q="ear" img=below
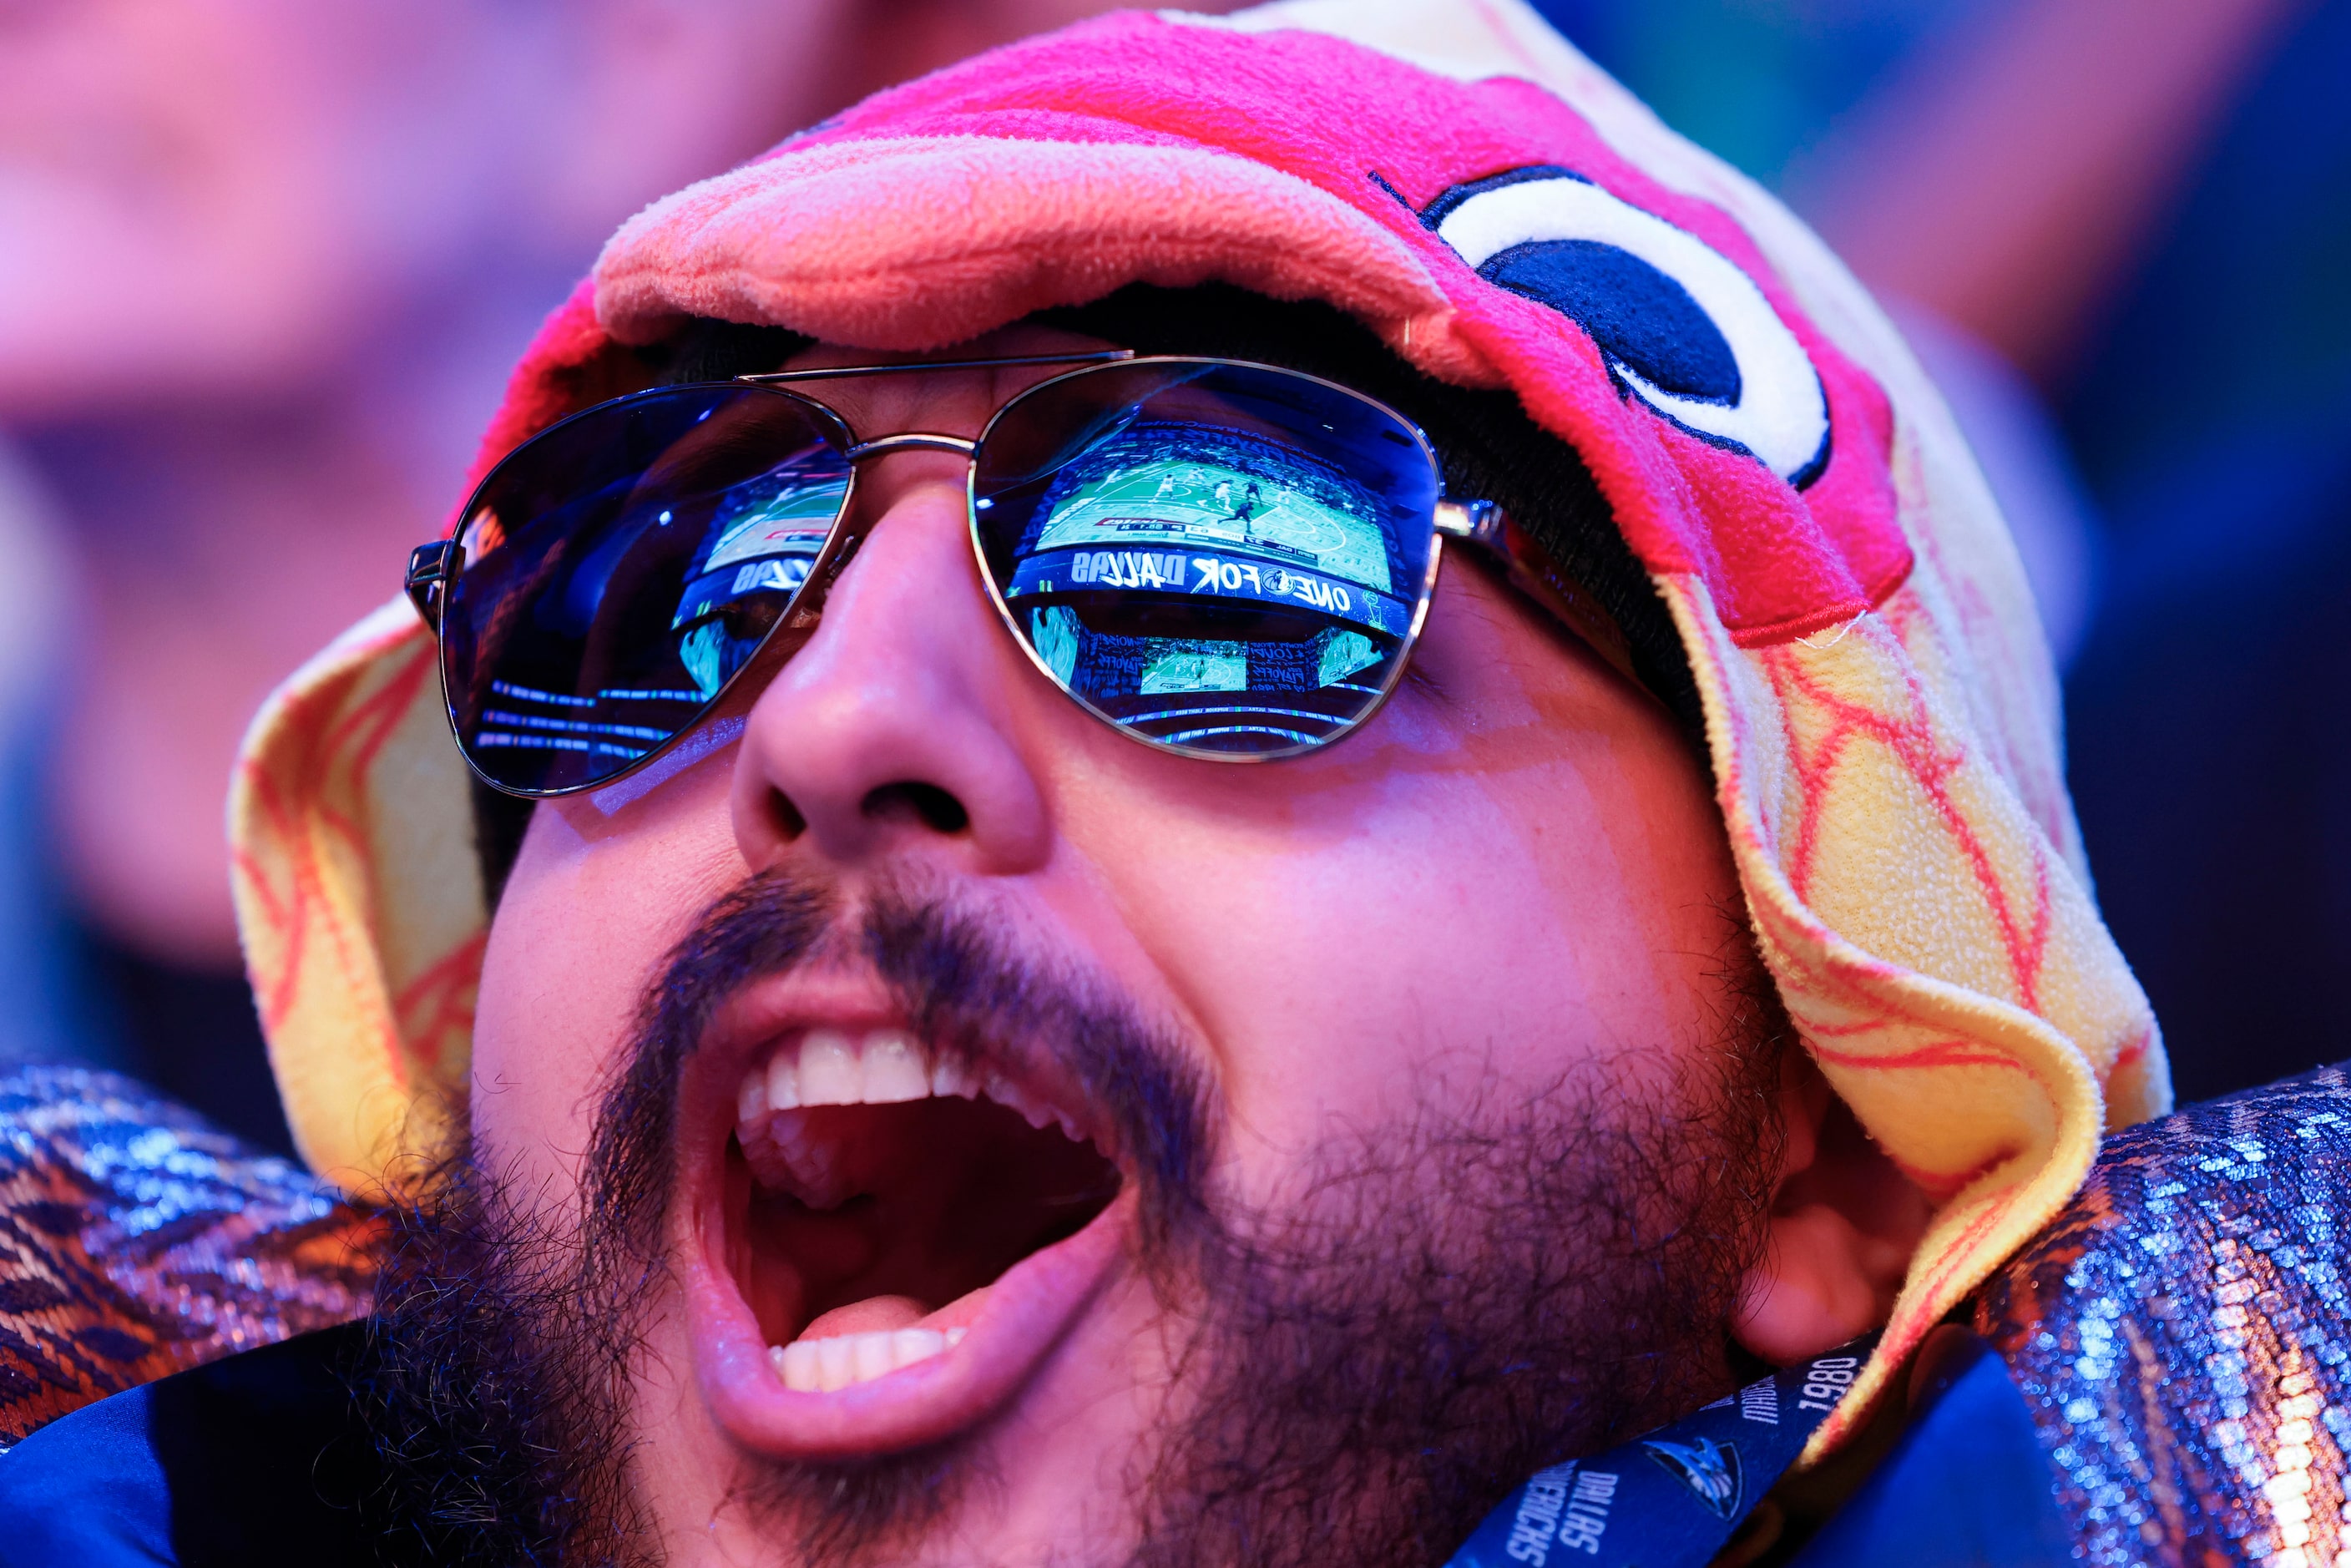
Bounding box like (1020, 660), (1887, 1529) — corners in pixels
(1732, 1047), (1934, 1365)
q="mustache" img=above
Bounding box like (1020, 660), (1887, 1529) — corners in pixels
(582, 869), (1219, 1268)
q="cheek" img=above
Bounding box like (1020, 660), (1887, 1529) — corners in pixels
(1070, 742), (1713, 1169)
(1053, 585), (1740, 1181)
(470, 769), (743, 1186)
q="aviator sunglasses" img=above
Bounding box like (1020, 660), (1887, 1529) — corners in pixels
(406, 350), (1525, 797)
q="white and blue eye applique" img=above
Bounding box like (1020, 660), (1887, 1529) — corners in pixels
(1423, 167), (1831, 488)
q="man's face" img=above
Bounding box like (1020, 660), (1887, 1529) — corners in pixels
(442, 329), (1776, 1565)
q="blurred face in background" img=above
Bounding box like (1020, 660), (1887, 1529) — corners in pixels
(0, 0), (1220, 979)
(0, 0), (1226, 417)
(0, 0), (847, 415)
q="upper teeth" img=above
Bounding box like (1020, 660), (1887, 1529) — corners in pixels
(737, 1028), (985, 1117)
(768, 1325), (968, 1393)
(736, 1028), (1090, 1205)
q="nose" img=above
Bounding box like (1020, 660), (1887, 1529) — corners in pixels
(727, 449), (1054, 878)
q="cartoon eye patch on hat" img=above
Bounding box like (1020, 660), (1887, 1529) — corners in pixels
(1366, 126), (1905, 649)
(1422, 166), (1832, 488)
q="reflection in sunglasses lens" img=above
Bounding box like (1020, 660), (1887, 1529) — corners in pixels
(444, 385), (850, 793)
(975, 363), (1438, 755)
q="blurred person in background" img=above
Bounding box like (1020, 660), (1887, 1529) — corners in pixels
(1543, 0), (2343, 1100)
(2004, 1), (2351, 1102)
(0, 0), (1236, 1151)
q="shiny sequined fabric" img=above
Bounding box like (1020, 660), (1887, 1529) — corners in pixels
(1974, 1062), (2351, 1565)
(0, 1065), (378, 1449)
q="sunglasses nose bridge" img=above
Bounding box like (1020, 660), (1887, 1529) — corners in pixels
(807, 430), (980, 583)
(775, 428), (979, 639)
(842, 432), (979, 463)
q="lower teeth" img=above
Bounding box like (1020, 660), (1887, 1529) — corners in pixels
(770, 1325), (969, 1393)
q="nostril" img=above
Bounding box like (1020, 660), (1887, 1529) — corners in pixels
(766, 787), (809, 842)
(862, 781), (970, 835)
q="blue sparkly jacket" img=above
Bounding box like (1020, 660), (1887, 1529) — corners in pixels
(1, 1062), (2344, 1565)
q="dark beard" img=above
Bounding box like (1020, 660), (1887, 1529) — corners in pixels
(350, 873), (1784, 1566)
(351, 1144), (660, 1568)
(1133, 1051), (1782, 1568)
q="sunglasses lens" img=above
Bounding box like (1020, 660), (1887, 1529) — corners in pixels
(973, 362), (1440, 756)
(442, 384), (851, 794)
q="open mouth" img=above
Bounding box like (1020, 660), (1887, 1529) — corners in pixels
(732, 1026), (1122, 1387)
(685, 1009), (1132, 1459)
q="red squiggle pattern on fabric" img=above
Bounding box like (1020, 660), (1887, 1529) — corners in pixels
(232, 772), (310, 1039)
(1760, 637), (2053, 1014)
(1807, 1038), (2034, 1075)
(237, 634), (436, 1085)
(1662, 571), (2106, 1457)
(1903, 1189), (2020, 1336)
(392, 933), (488, 1076)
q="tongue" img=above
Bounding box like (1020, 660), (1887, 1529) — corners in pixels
(799, 1285), (991, 1343)
(801, 1294), (928, 1339)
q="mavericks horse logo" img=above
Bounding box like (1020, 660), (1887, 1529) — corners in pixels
(1642, 1434), (1743, 1520)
